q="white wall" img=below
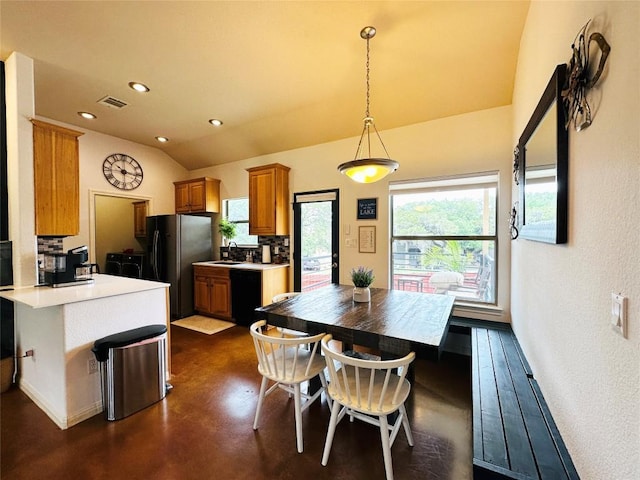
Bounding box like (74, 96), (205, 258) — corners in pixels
(5, 53), (36, 287)
(511, 2), (639, 479)
(191, 105), (514, 321)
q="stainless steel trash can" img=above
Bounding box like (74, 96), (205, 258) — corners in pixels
(92, 325), (168, 421)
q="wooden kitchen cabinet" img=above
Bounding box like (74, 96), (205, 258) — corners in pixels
(174, 177), (220, 214)
(193, 266), (231, 319)
(133, 201), (148, 238)
(31, 119), (84, 236)
(247, 163), (290, 235)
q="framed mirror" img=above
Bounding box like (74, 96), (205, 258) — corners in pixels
(517, 63), (568, 244)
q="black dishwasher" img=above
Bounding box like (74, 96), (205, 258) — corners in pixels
(230, 269), (262, 326)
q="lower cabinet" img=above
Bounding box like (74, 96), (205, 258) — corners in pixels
(193, 266), (231, 320)
(193, 265), (289, 324)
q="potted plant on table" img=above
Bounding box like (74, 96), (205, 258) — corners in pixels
(351, 266), (374, 303)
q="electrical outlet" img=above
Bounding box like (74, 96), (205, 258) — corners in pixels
(88, 358), (99, 374)
(611, 293), (627, 338)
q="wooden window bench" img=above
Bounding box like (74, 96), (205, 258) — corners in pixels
(451, 319), (580, 479)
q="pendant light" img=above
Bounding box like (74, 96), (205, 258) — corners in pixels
(338, 26), (398, 184)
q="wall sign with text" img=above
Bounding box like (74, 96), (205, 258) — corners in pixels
(357, 198), (377, 220)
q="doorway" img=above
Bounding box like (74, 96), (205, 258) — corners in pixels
(293, 189), (339, 291)
(89, 190), (151, 272)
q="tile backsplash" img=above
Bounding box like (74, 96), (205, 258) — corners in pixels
(37, 237), (64, 254)
(37, 237), (64, 284)
(220, 235), (290, 264)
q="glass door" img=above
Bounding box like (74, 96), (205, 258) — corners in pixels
(293, 190), (339, 291)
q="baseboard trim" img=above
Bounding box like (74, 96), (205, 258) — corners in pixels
(19, 378), (68, 429)
(18, 379), (103, 429)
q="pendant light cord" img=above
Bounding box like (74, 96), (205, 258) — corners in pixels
(365, 35), (370, 119)
(350, 26), (393, 163)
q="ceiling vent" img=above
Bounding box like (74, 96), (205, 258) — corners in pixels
(97, 95), (128, 109)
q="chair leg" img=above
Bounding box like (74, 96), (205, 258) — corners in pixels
(399, 404), (414, 446)
(321, 401), (342, 466)
(318, 372), (332, 412)
(379, 415), (395, 480)
(253, 376), (269, 430)
(293, 384), (304, 453)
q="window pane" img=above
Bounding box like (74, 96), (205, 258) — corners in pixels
(392, 187), (496, 236)
(301, 202), (332, 291)
(226, 198), (249, 222)
(391, 239), (495, 302)
(232, 222), (257, 246)
(223, 198), (258, 245)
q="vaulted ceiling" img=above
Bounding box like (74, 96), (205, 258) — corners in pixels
(1, 1), (529, 170)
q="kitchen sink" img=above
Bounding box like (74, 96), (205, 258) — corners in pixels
(209, 260), (243, 265)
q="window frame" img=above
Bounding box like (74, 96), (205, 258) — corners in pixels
(389, 171), (499, 305)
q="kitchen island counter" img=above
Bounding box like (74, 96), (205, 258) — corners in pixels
(0, 274), (169, 308)
(0, 275), (170, 430)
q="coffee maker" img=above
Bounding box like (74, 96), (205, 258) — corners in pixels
(44, 246), (94, 287)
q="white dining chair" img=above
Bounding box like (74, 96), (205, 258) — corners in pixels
(249, 320), (330, 453)
(271, 292), (308, 338)
(320, 335), (416, 480)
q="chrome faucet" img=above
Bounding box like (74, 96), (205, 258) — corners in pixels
(228, 241), (237, 253)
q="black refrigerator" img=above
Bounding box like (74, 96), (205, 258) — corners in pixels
(145, 215), (213, 319)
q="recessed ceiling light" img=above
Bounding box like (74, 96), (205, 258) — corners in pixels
(78, 111), (96, 119)
(128, 82), (150, 93)
(155, 136), (169, 143)
(208, 119), (223, 127)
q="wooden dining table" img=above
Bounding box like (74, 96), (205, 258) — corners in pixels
(254, 284), (455, 361)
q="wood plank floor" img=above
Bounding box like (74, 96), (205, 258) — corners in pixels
(1, 324), (472, 479)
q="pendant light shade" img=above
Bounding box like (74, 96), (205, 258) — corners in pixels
(338, 158), (399, 183)
(338, 26), (398, 184)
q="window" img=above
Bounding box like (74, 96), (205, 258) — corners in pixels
(390, 172), (498, 304)
(223, 198), (258, 246)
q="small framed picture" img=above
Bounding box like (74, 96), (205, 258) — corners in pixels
(357, 198), (377, 220)
(358, 226), (376, 253)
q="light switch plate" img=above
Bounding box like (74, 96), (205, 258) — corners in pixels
(611, 293), (627, 338)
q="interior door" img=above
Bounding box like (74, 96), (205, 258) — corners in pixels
(293, 190), (339, 291)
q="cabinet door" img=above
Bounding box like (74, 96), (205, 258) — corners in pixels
(188, 180), (206, 212)
(174, 178), (220, 214)
(248, 168), (276, 235)
(194, 275), (212, 314)
(32, 120), (83, 236)
(211, 277), (231, 318)
(133, 201), (147, 237)
(175, 183), (191, 213)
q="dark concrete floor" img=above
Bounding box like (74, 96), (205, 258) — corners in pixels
(1, 324), (472, 480)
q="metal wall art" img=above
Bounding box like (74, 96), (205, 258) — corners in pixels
(509, 203), (519, 240)
(561, 20), (611, 131)
(512, 146), (520, 185)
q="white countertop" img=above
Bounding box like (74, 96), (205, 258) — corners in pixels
(0, 274), (169, 309)
(192, 261), (289, 271)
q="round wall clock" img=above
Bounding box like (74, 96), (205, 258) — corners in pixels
(102, 153), (143, 190)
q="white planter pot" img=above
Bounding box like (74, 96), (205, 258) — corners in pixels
(353, 286), (371, 303)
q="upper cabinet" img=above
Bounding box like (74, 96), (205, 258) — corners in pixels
(133, 201), (148, 238)
(174, 177), (220, 214)
(31, 119), (84, 236)
(247, 163), (290, 236)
